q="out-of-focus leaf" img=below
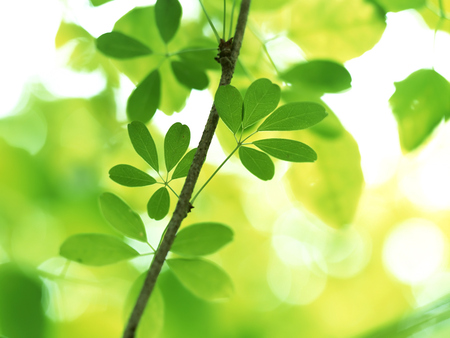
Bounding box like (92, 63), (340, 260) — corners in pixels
(155, 0), (182, 43)
(99, 192), (147, 242)
(253, 139), (317, 162)
(60, 233), (140, 266)
(167, 258), (233, 300)
(243, 78), (280, 129)
(172, 148), (197, 180)
(109, 164), (156, 187)
(55, 21), (92, 48)
(282, 60), (352, 94)
(90, 0), (113, 6)
(286, 131), (364, 228)
(125, 273), (164, 338)
(239, 146), (275, 181)
(258, 102), (327, 131)
(164, 123), (190, 172)
(178, 45), (220, 70)
(147, 187), (170, 220)
(170, 61), (209, 90)
(419, 0), (450, 34)
(127, 70), (161, 123)
(389, 69), (450, 152)
(171, 222), (234, 256)
(372, 0), (425, 12)
(0, 264), (47, 338)
(215, 85), (243, 134)
(96, 31), (152, 59)
(128, 121), (159, 172)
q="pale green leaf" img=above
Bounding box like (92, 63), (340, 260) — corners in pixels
(109, 164), (156, 187)
(243, 78), (280, 129)
(215, 85), (243, 134)
(253, 139), (317, 162)
(170, 61), (209, 90)
(164, 123), (190, 172)
(258, 102), (327, 131)
(172, 148), (196, 180)
(147, 187), (170, 220)
(167, 258), (233, 300)
(96, 31), (152, 59)
(60, 233), (140, 266)
(128, 121), (159, 172)
(372, 0), (426, 12)
(155, 0), (182, 43)
(127, 69), (161, 123)
(171, 222), (233, 256)
(99, 192), (148, 242)
(239, 146), (275, 181)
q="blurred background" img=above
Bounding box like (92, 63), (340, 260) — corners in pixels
(1, 0), (450, 337)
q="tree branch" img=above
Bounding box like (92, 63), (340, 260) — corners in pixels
(122, 1), (251, 337)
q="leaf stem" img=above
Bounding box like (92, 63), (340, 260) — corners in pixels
(228, 0), (237, 40)
(223, 0), (227, 39)
(199, 0), (221, 43)
(165, 183), (180, 199)
(146, 241), (156, 252)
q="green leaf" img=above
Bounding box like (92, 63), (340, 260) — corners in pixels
(372, 0), (425, 13)
(147, 187), (170, 220)
(253, 139), (317, 162)
(170, 61), (209, 90)
(127, 70), (161, 123)
(242, 78), (280, 129)
(258, 102), (327, 131)
(109, 164), (156, 187)
(128, 121), (159, 172)
(155, 0), (182, 43)
(167, 258), (233, 300)
(215, 85), (243, 134)
(96, 31), (152, 59)
(171, 222), (233, 256)
(239, 146), (275, 181)
(389, 69), (450, 152)
(281, 60), (352, 94)
(99, 192), (147, 242)
(172, 148), (196, 180)
(164, 123), (190, 172)
(60, 233), (140, 266)
(90, 0), (113, 6)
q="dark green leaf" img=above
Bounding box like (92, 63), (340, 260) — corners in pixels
(99, 192), (147, 242)
(170, 61), (209, 90)
(215, 85), (243, 134)
(127, 70), (161, 123)
(178, 46), (219, 70)
(155, 0), (182, 43)
(253, 139), (317, 162)
(60, 233), (139, 266)
(164, 123), (190, 172)
(389, 69), (450, 152)
(171, 222), (233, 256)
(147, 187), (170, 220)
(128, 121), (159, 172)
(167, 258), (233, 300)
(96, 31), (152, 59)
(243, 78), (280, 129)
(239, 146), (275, 181)
(282, 60), (352, 94)
(258, 102), (327, 131)
(172, 148), (196, 180)
(109, 164), (156, 187)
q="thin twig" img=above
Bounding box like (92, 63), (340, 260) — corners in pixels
(122, 1), (252, 337)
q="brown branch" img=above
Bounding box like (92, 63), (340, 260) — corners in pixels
(122, 1), (251, 337)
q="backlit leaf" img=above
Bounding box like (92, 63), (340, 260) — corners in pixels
(172, 148), (197, 180)
(258, 102), (327, 131)
(164, 123), (190, 172)
(99, 192), (148, 242)
(171, 222), (233, 256)
(372, 0), (425, 12)
(147, 187), (170, 220)
(243, 78), (280, 129)
(96, 31), (152, 59)
(167, 258), (233, 300)
(253, 139), (317, 162)
(60, 233), (140, 266)
(128, 121), (159, 172)
(170, 61), (209, 90)
(155, 0), (182, 43)
(109, 164), (156, 187)
(127, 70), (161, 123)
(239, 146), (275, 181)
(389, 69), (450, 152)
(215, 85), (243, 134)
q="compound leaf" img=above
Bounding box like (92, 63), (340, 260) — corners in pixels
(147, 187), (170, 220)
(172, 148), (196, 180)
(128, 121), (159, 172)
(155, 0), (182, 43)
(96, 31), (152, 59)
(164, 123), (190, 172)
(127, 70), (161, 123)
(253, 139), (317, 162)
(170, 60), (209, 90)
(109, 164), (156, 187)
(215, 85), (243, 134)
(239, 146), (275, 181)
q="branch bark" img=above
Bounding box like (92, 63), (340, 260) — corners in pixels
(122, 1), (251, 336)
